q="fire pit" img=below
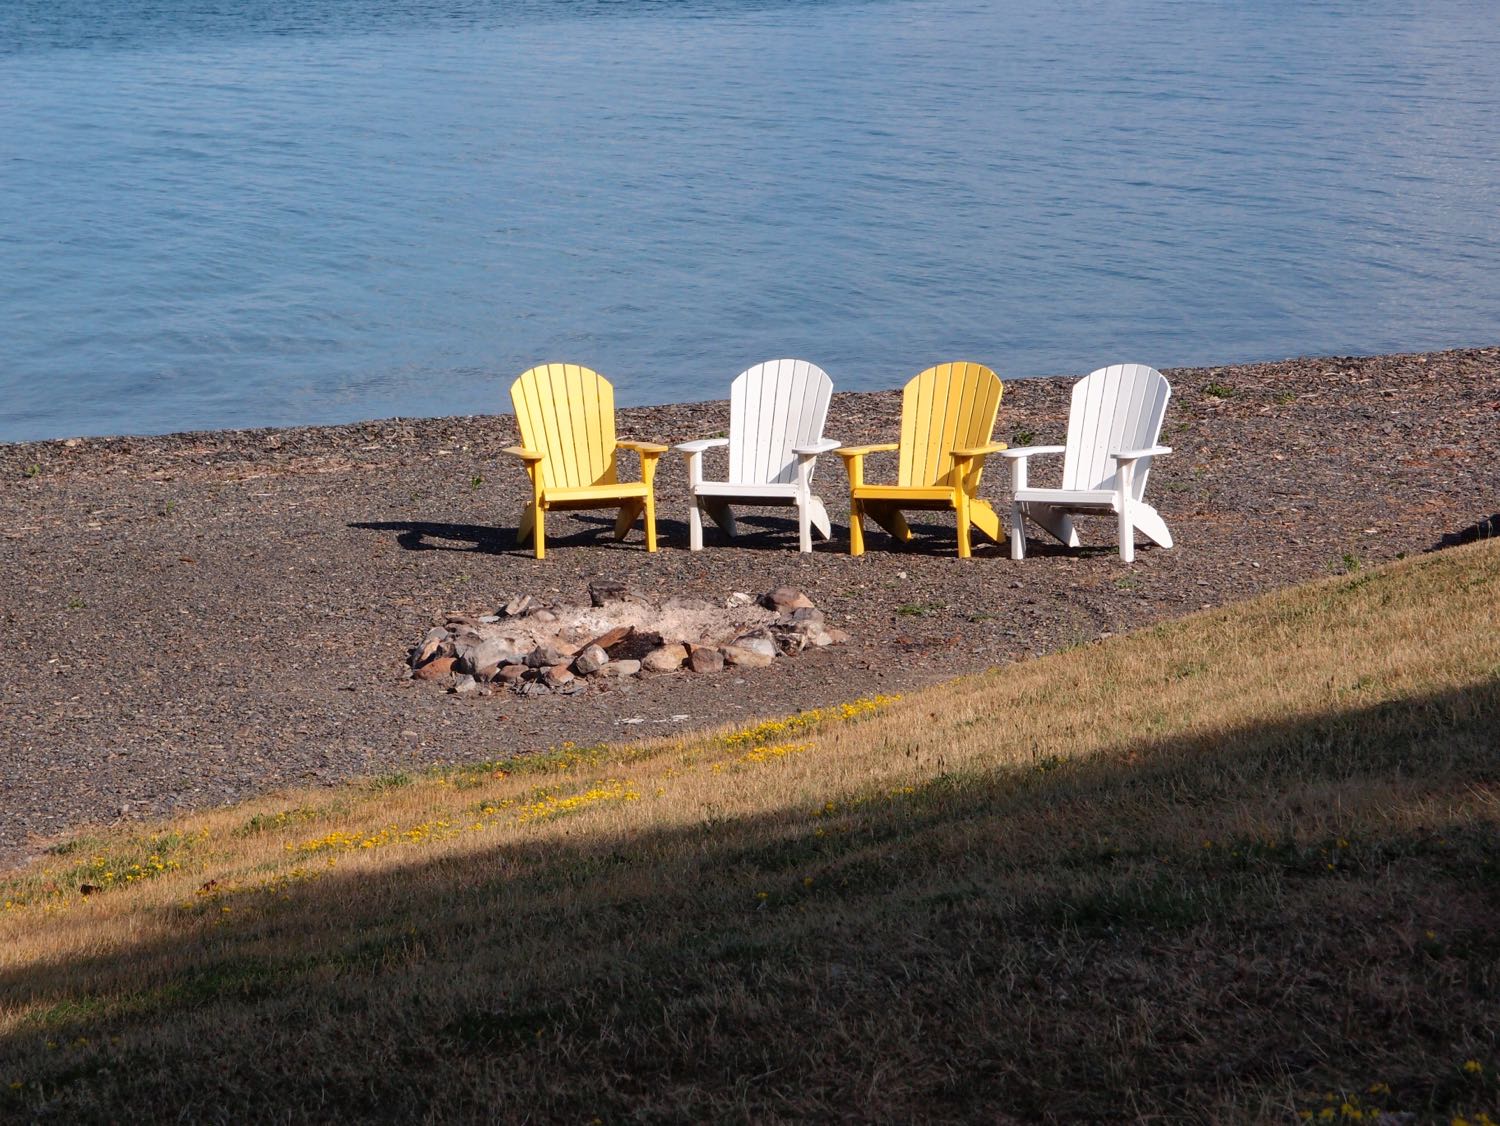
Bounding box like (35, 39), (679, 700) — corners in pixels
(407, 582), (848, 697)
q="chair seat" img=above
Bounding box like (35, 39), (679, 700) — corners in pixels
(850, 485), (958, 504)
(542, 481), (650, 507)
(693, 480), (801, 501)
(1014, 487), (1119, 509)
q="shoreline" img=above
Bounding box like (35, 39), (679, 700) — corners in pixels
(1, 346), (1496, 871)
(3, 344), (1495, 457)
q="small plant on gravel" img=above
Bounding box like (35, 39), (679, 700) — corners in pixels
(1011, 427), (1038, 447)
(1275, 390), (1298, 405)
(158, 499), (176, 517)
(1339, 551), (1362, 574)
(469, 475), (483, 491)
(1203, 380), (1235, 399)
(895, 602), (945, 618)
(22, 463), (41, 479)
(65, 597), (86, 611)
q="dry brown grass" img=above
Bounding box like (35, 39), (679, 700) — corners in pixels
(3, 540), (1499, 1123)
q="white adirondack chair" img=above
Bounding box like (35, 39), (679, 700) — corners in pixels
(675, 359), (839, 553)
(1003, 363), (1174, 563)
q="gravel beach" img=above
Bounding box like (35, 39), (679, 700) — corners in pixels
(2, 347), (1495, 870)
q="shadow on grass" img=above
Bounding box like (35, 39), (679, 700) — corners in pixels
(4, 680), (1498, 1121)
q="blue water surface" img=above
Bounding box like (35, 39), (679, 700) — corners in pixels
(3, 0), (1498, 441)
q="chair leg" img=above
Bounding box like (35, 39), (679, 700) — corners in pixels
(613, 500), (643, 541)
(808, 495), (832, 540)
(705, 500), (736, 538)
(797, 498), (813, 554)
(848, 501), (865, 557)
(688, 499), (704, 551)
(643, 492), (657, 552)
(1133, 504), (1173, 549)
(1010, 501), (1026, 559)
(867, 503), (911, 542)
(970, 499), (1003, 546)
(1028, 505), (1080, 548)
(954, 493), (972, 560)
(533, 507), (546, 560)
(1117, 465), (1136, 563)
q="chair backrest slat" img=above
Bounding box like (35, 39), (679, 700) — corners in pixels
(897, 362), (1003, 488)
(510, 363), (618, 489)
(728, 359), (834, 485)
(1062, 364), (1170, 498)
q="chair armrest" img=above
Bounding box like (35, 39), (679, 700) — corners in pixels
(1110, 446), (1172, 463)
(502, 446), (545, 462)
(951, 442), (1008, 459)
(999, 445), (1065, 460)
(675, 438), (729, 455)
(618, 440), (669, 455)
(835, 443), (899, 458)
(793, 438), (841, 456)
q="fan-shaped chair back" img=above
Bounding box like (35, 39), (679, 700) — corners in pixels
(897, 362), (1004, 489)
(727, 359), (835, 486)
(510, 363), (618, 489)
(1062, 363), (1170, 500)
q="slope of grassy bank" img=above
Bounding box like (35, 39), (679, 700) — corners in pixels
(3, 540), (1499, 1122)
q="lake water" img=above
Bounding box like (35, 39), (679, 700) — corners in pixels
(3, 0), (1498, 443)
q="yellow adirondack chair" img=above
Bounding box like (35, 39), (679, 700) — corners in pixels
(503, 364), (668, 560)
(836, 362), (1006, 559)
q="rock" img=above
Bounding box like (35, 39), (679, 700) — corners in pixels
(722, 644), (775, 669)
(413, 656), (456, 681)
(525, 642), (577, 668)
(586, 625), (631, 652)
(530, 608), (557, 624)
(451, 674), (479, 696)
(573, 644), (609, 676)
(414, 626), (450, 666)
(596, 659), (641, 678)
(589, 580), (645, 607)
(502, 594), (536, 617)
(544, 664), (575, 688)
(642, 644), (688, 673)
(477, 614), (501, 624)
(760, 586), (814, 613)
(689, 646), (724, 674)
(663, 596), (713, 611)
(786, 606), (825, 624)
(804, 624), (835, 648)
(731, 633), (778, 659)
(769, 626), (808, 656)
(725, 591), (755, 608)
(557, 678), (587, 696)
(496, 665), (528, 686)
(467, 637), (527, 673)
(823, 628), (851, 645)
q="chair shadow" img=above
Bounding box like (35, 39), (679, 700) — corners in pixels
(1429, 512), (1499, 553)
(349, 513), (1050, 559)
(352, 516), (719, 556)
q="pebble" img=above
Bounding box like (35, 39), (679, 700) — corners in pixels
(572, 644), (609, 675)
(596, 659), (642, 678)
(642, 644), (688, 673)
